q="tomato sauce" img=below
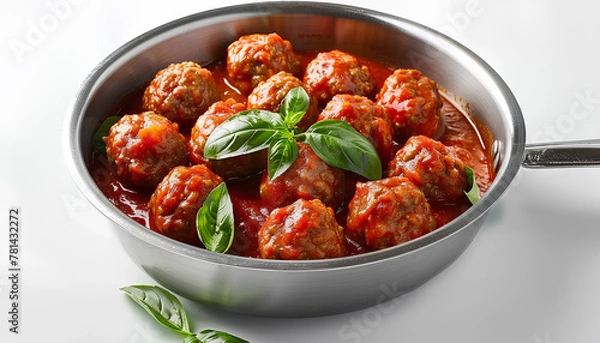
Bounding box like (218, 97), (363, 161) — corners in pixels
(90, 52), (495, 258)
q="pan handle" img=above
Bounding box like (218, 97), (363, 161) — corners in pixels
(522, 139), (600, 168)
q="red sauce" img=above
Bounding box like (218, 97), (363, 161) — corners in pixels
(90, 52), (495, 258)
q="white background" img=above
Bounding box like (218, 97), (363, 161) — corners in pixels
(1, 0), (600, 342)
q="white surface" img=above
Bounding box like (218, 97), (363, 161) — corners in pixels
(1, 0), (600, 342)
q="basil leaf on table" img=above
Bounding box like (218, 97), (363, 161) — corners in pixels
(464, 166), (481, 205)
(300, 119), (382, 180)
(281, 86), (309, 128)
(91, 116), (120, 154)
(203, 110), (284, 159)
(120, 285), (192, 335)
(196, 182), (235, 254)
(121, 285), (250, 342)
(268, 133), (299, 180)
(183, 329), (250, 343)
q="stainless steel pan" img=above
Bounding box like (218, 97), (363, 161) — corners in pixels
(64, 1), (600, 317)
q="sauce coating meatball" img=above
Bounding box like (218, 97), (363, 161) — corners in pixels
(375, 68), (443, 139)
(258, 199), (346, 259)
(303, 49), (377, 105)
(247, 71), (319, 131)
(142, 61), (220, 128)
(104, 111), (189, 189)
(318, 94), (394, 163)
(189, 98), (267, 179)
(226, 33), (302, 94)
(346, 176), (436, 250)
(388, 135), (468, 204)
(259, 142), (345, 210)
(148, 164), (223, 245)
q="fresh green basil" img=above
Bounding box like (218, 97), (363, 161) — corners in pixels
(203, 86), (382, 181)
(203, 110), (284, 159)
(281, 86), (309, 128)
(91, 116), (121, 154)
(183, 330), (250, 343)
(196, 182), (235, 254)
(300, 119), (382, 180)
(268, 133), (299, 180)
(121, 285), (250, 342)
(120, 285), (192, 336)
(464, 166), (481, 205)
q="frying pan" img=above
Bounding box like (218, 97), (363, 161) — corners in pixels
(64, 1), (600, 317)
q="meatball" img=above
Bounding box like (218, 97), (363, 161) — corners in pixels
(148, 164), (223, 246)
(318, 94), (394, 163)
(104, 111), (189, 189)
(303, 50), (377, 105)
(346, 176), (436, 250)
(189, 98), (267, 179)
(375, 68), (443, 139)
(388, 135), (468, 203)
(247, 72), (319, 131)
(142, 61), (221, 128)
(259, 142), (345, 210)
(226, 33), (302, 94)
(258, 199), (346, 259)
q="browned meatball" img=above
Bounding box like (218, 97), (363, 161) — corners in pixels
(375, 68), (443, 139)
(258, 199), (346, 259)
(226, 33), (302, 94)
(388, 135), (468, 204)
(188, 98), (266, 179)
(303, 50), (377, 105)
(346, 176), (436, 250)
(189, 98), (247, 164)
(148, 164), (223, 246)
(318, 94), (394, 163)
(247, 71), (319, 131)
(142, 61), (221, 128)
(259, 142), (345, 210)
(104, 111), (189, 189)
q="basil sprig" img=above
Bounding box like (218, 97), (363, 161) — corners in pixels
(196, 182), (235, 253)
(121, 285), (248, 343)
(204, 87), (382, 180)
(464, 166), (481, 205)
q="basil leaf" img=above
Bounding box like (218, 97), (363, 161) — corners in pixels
(120, 285), (192, 335)
(281, 86), (309, 128)
(183, 335), (202, 343)
(183, 329), (249, 343)
(464, 166), (481, 205)
(204, 110), (284, 159)
(196, 182), (235, 253)
(268, 134), (299, 180)
(92, 116), (120, 154)
(301, 119), (382, 180)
